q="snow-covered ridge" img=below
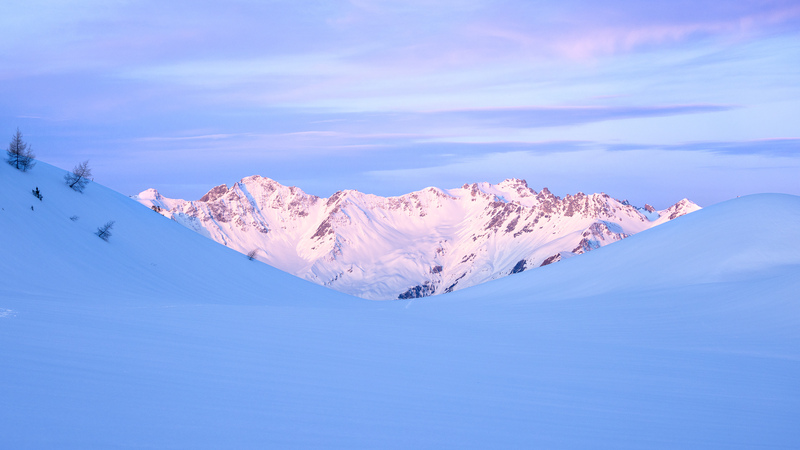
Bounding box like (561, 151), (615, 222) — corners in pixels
(134, 177), (700, 299)
(3, 161), (798, 448)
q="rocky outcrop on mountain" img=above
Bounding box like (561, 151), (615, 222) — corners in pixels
(133, 177), (700, 300)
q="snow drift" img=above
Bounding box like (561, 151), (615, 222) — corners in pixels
(1, 161), (798, 449)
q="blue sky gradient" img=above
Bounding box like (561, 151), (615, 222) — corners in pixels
(2, 0), (798, 207)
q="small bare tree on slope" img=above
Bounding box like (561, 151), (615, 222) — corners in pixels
(246, 249), (259, 261)
(6, 128), (36, 172)
(65, 160), (92, 192)
(96, 220), (115, 241)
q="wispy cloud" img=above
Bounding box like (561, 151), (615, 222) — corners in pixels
(466, 1), (800, 60)
(425, 104), (737, 128)
(359, 141), (800, 207)
(116, 104), (737, 151)
(136, 134), (241, 142)
(609, 138), (800, 157)
(1, 0), (798, 205)
(121, 53), (361, 88)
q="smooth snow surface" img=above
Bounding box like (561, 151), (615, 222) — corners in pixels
(2, 162), (799, 449)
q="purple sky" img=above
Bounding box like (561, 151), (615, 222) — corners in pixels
(2, 0), (799, 208)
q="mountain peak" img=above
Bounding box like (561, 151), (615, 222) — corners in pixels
(134, 187), (162, 201)
(498, 178), (529, 188)
(662, 198), (701, 220)
(199, 184), (228, 202)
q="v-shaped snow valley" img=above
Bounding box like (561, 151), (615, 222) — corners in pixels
(135, 177), (699, 299)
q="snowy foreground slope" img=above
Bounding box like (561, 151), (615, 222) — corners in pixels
(2, 162), (799, 449)
(134, 177), (698, 299)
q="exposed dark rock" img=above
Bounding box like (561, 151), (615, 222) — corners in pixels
(540, 253), (562, 267)
(431, 265), (443, 274)
(485, 202), (520, 231)
(514, 221), (537, 238)
(505, 216), (519, 233)
(398, 281), (436, 299)
(444, 273), (467, 294)
(644, 204), (656, 213)
(199, 184), (228, 203)
(669, 210), (686, 220)
(326, 191), (344, 207)
(572, 237), (600, 254)
(311, 219), (333, 240)
(205, 203), (230, 223)
(510, 259), (526, 274)
(572, 221), (629, 254)
(564, 202), (575, 217)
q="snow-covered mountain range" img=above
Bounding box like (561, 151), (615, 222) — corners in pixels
(134, 177), (699, 299)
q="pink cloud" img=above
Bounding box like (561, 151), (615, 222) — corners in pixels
(469, 4), (800, 60)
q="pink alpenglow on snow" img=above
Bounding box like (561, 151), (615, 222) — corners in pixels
(135, 177), (699, 299)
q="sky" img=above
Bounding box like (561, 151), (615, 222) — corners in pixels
(1, 0), (799, 208)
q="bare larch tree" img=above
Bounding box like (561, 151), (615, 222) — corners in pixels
(95, 220), (115, 241)
(65, 160), (92, 192)
(6, 128), (36, 172)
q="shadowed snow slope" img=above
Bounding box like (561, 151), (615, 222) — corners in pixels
(1, 162), (799, 449)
